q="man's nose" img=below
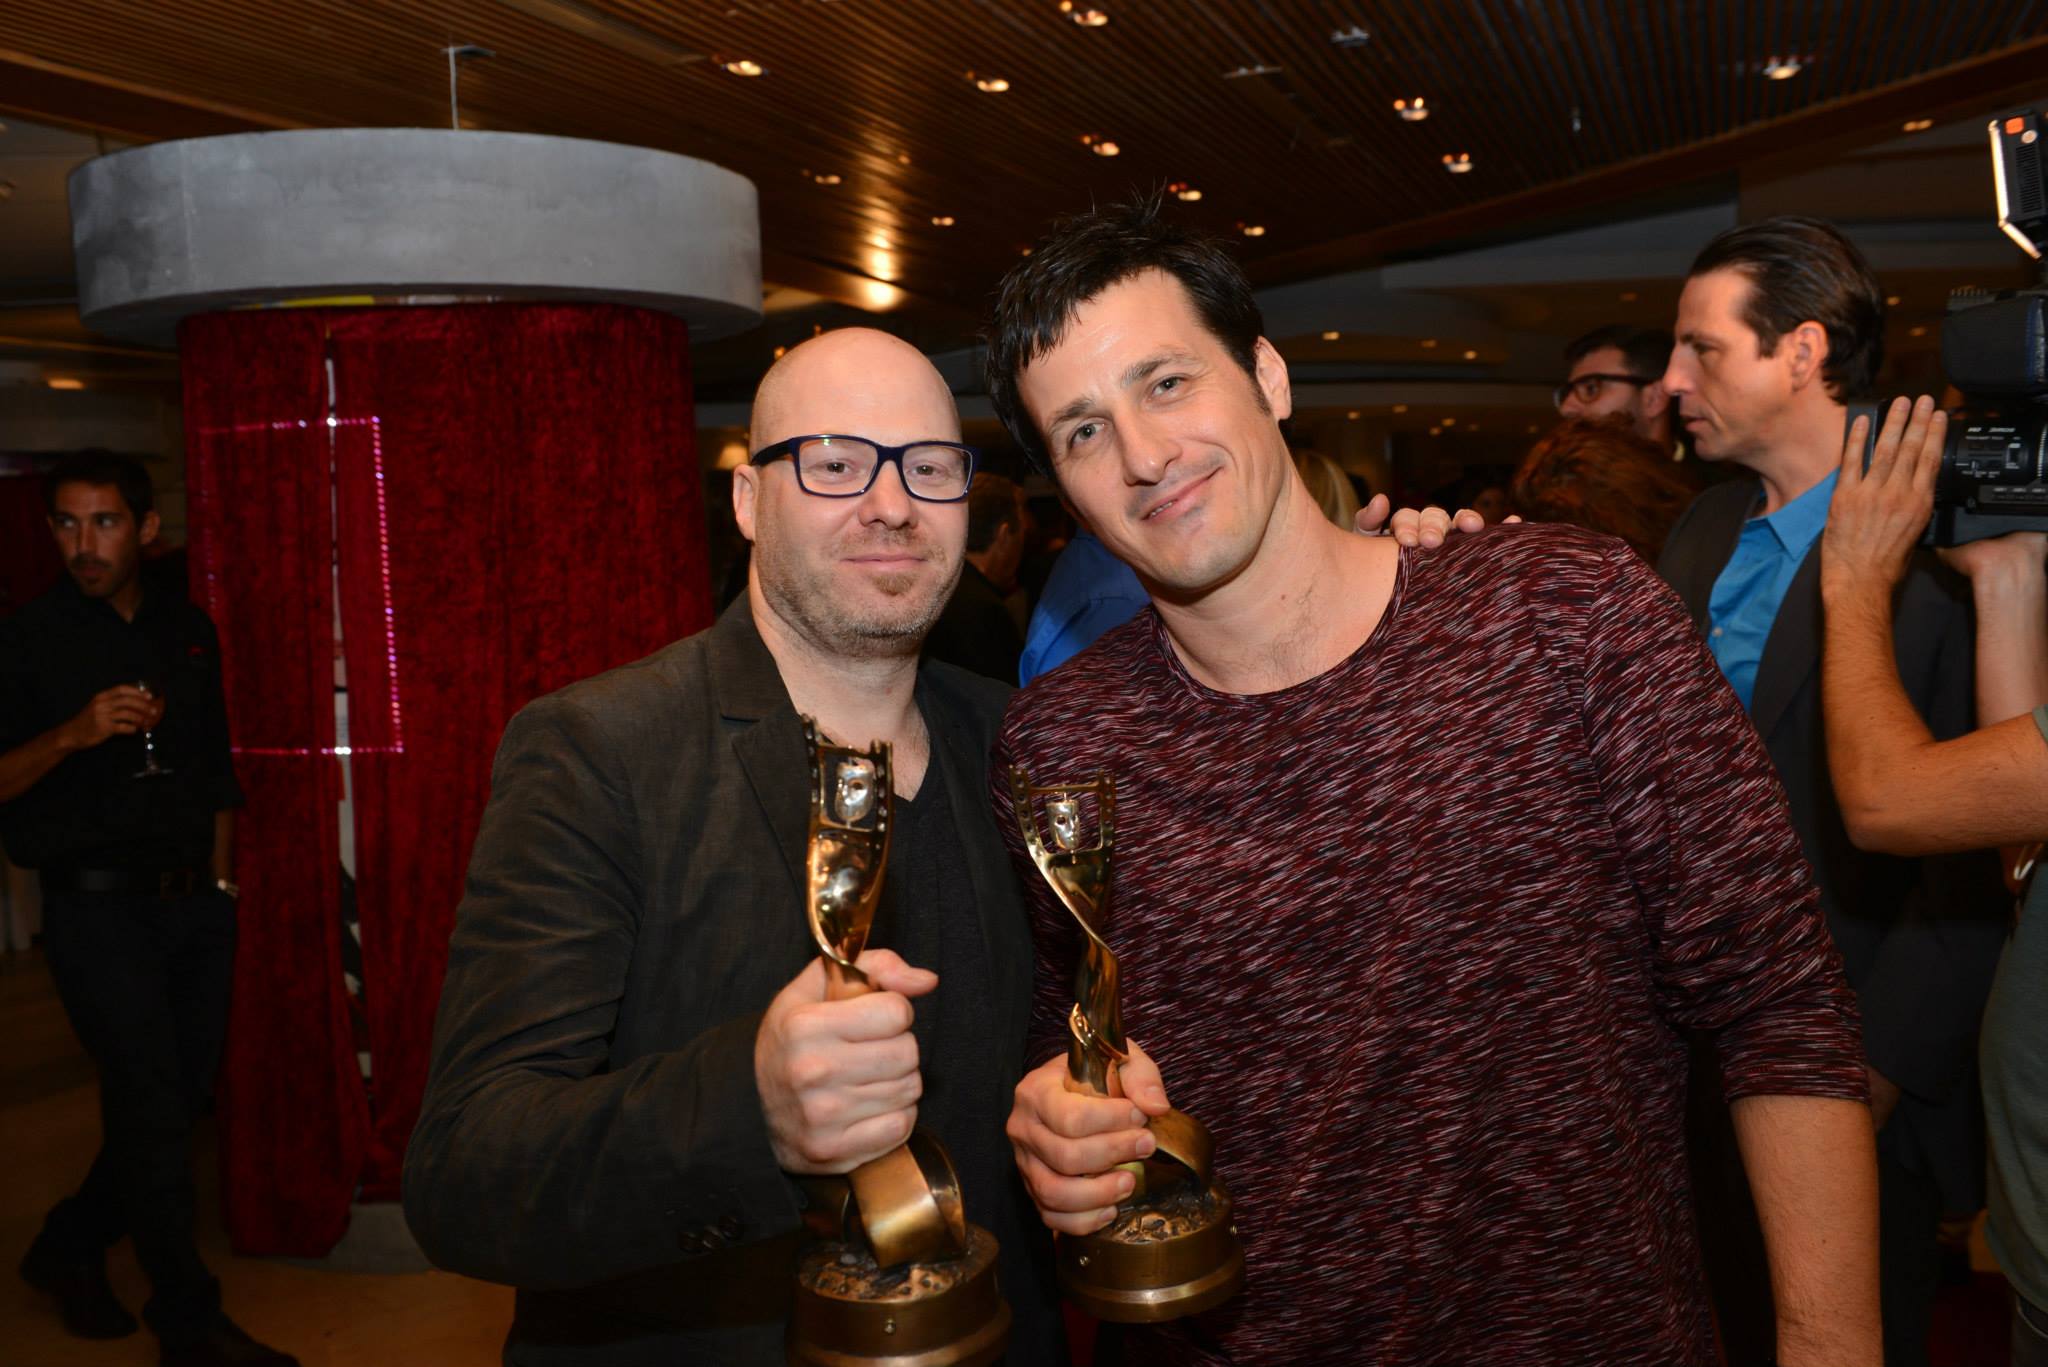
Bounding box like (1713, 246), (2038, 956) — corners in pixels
(1119, 410), (1178, 485)
(856, 457), (916, 525)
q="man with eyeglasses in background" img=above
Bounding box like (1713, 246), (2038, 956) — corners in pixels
(1556, 323), (1681, 454)
(404, 327), (1062, 1366)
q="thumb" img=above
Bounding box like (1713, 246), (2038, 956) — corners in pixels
(1119, 1037), (1171, 1117)
(854, 947), (939, 998)
(1353, 492), (1392, 535)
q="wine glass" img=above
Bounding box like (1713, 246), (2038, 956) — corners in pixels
(133, 678), (173, 779)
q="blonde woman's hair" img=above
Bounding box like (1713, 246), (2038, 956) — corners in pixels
(1295, 450), (1360, 528)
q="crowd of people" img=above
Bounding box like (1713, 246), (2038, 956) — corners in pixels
(4, 191), (2043, 1367)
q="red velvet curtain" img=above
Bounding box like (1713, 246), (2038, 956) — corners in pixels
(0, 469), (61, 618)
(326, 304), (709, 1200)
(180, 303), (708, 1250)
(180, 311), (363, 1254)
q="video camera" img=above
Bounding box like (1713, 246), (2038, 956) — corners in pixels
(1925, 108), (2048, 547)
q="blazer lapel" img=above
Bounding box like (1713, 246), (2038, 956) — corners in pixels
(1750, 541), (1822, 743)
(1669, 483), (1755, 628)
(707, 600), (811, 899)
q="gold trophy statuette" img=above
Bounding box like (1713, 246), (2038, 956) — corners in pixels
(1007, 768), (1245, 1323)
(788, 720), (1010, 1367)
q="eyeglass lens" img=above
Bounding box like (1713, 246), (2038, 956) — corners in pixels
(795, 437), (971, 498)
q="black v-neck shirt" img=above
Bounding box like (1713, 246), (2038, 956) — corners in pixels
(868, 752), (1011, 1260)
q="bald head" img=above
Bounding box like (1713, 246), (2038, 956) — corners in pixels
(750, 328), (960, 450)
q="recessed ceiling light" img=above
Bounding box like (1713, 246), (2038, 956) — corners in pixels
(811, 172), (842, 185)
(1462, 349), (1479, 360)
(1321, 330), (1341, 341)
(1240, 224), (1266, 237)
(1909, 325), (1928, 337)
(1167, 181), (1202, 201)
(1902, 118), (1933, 133)
(1429, 426), (1442, 436)
(1442, 417), (1457, 426)
(896, 152), (913, 165)
(1021, 247), (1034, 256)
(1420, 338), (1438, 349)
(1072, 6), (1111, 25)
(1619, 290), (1639, 302)
(869, 233), (893, 249)
(1394, 98), (1429, 122)
(931, 214), (956, 227)
(1442, 152), (1473, 173)
(47, 377), (85, 390)
(1762, 56), (1804, 80)
(1077, 133), (1121, 156)
(1885, 294), (1902, 306)
(1527, 424), (1539, 434)
(722, 58), (764, 77)
(1347, 410), (1361, 420)
(1392, 403), (1408, 413)
(973, 75), (1011, 93)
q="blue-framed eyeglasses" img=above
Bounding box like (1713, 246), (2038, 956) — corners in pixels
(749, 434), (980, 503)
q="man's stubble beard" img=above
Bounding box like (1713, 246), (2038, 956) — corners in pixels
(755, 530), (961, 662)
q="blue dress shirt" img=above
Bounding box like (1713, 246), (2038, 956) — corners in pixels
(1706, 471), (1838, 710)
(1019, 531), (1149, 686)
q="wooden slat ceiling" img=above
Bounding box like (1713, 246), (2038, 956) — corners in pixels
(3, 0), (2047, 344)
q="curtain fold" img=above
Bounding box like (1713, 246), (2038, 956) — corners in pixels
(328, 303), (709, 1202)
(176, 302), (708, 1247)
(179, 311), (364, 1255)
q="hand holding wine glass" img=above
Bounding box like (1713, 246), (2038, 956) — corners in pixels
(132, 676), (173, 778)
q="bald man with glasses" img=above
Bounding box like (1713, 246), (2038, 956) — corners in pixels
(404, 329), (1062, 1367)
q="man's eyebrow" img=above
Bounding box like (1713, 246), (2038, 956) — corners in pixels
(1047, 350), (1195, 432)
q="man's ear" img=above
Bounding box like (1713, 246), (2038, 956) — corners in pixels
(732, 465), (760, 543)
(1253, 336), (1293, 421)
(139, 510), (161, 548)
(1785, 319), (1830, 392)
(1639, 381), (1671, 420)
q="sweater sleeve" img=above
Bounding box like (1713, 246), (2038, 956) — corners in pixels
(1576, 542), (1867, 1103)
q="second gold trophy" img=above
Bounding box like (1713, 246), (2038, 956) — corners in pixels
(1007, 768), (1245, 1322)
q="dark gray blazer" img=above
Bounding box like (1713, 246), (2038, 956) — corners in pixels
(1659, 478), (2009, 1199)
(403, 599), (1056, 1366)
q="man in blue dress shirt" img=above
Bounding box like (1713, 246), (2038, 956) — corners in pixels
(1018, 526), (1148, 685)
(1656, 217), (2006, 1367)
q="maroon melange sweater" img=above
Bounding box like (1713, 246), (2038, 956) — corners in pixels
(990, 524), (1866, 1367)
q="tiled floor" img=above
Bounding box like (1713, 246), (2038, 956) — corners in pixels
(1, 949), (514, 1367)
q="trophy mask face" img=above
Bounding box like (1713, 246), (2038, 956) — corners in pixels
(834, 756), (876, 823)
(1019, 270), (1295, 600)
(737, 330), (968, 659)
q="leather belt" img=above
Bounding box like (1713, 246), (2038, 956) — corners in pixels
(42, 866), (208, 898)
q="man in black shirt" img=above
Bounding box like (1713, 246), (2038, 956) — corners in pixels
(0, 451), (294, 1367)
(923, 472), (1029, 683)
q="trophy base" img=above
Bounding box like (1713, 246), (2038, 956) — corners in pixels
(1058, 1178), (1244, 1323)
(789, 1223), (1010, 1367)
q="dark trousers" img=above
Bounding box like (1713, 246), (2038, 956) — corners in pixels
(37, 886), (237, 1339)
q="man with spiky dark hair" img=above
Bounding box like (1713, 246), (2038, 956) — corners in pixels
(983, 197), (1882, 1367)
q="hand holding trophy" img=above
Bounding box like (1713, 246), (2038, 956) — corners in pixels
(1007, 767), (1245, 1321)
(789, 720), (1009, 1367)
